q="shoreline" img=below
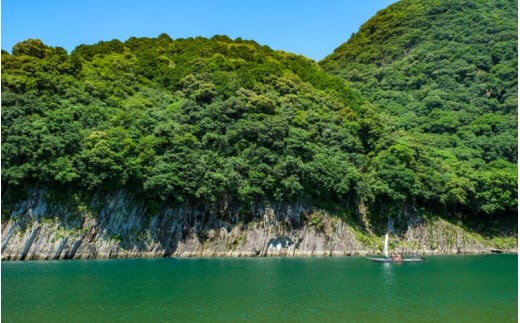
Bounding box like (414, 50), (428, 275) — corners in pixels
(2, 190), (517, 262)
(2, 248), (517, 262)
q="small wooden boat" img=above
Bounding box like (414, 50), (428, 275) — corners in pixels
(366, 233), (425, 262)
(366, 256), (425, 262)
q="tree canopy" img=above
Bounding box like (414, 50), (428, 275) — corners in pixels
(2, 35), (366, 211)
(2, 0), (517, 225)
(320, 0), (517, 218)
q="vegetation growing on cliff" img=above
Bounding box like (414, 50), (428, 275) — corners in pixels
(320, 0), (517, 219)
(2, 0), (517, 229)
(2, 35), (367, 211)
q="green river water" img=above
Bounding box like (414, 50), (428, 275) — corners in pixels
(1, 255), (517, 322)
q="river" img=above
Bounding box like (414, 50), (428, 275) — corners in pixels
(1, 254), (517, 322)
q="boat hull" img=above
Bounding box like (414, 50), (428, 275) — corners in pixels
(365, 257), (425, 262)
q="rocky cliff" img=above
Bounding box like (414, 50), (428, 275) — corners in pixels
(1, 190), (514, 260)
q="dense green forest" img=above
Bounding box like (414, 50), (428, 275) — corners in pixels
(1, 0), (517, 229)
(321, 0), (517, 219)
(2, 35), (368, 216)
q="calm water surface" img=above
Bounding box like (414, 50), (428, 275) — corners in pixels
(2, 255), (517, 322)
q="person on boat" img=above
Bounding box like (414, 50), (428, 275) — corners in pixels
(390, 254), (401, 261)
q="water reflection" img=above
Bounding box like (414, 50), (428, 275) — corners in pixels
(381, 262), (394, 290)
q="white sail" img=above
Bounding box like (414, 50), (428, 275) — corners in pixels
(383, 233), (389, 258)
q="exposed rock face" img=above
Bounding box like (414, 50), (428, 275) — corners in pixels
(0, 190), (508, 261)
(402, 217), (504, 255)
(1, 190), (365, 260)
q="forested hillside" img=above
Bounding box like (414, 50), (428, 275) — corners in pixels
(2, 0), (517, 236)
(2, 35), (371, 218)
(321, 0), (517, 220)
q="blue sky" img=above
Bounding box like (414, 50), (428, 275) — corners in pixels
(2, 0), (396, 61)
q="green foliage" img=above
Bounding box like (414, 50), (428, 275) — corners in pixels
(2, 35), (367, 214)
(2, 0), (517, 228)
(322, 0), (517, 218)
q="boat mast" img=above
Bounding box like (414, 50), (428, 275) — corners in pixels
(383, 233), (389, 258)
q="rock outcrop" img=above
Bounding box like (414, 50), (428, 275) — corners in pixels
(1, 190), (365, 260)
(1, 190), (511, 260)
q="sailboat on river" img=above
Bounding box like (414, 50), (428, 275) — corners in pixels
(366, 233), (425, 262)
